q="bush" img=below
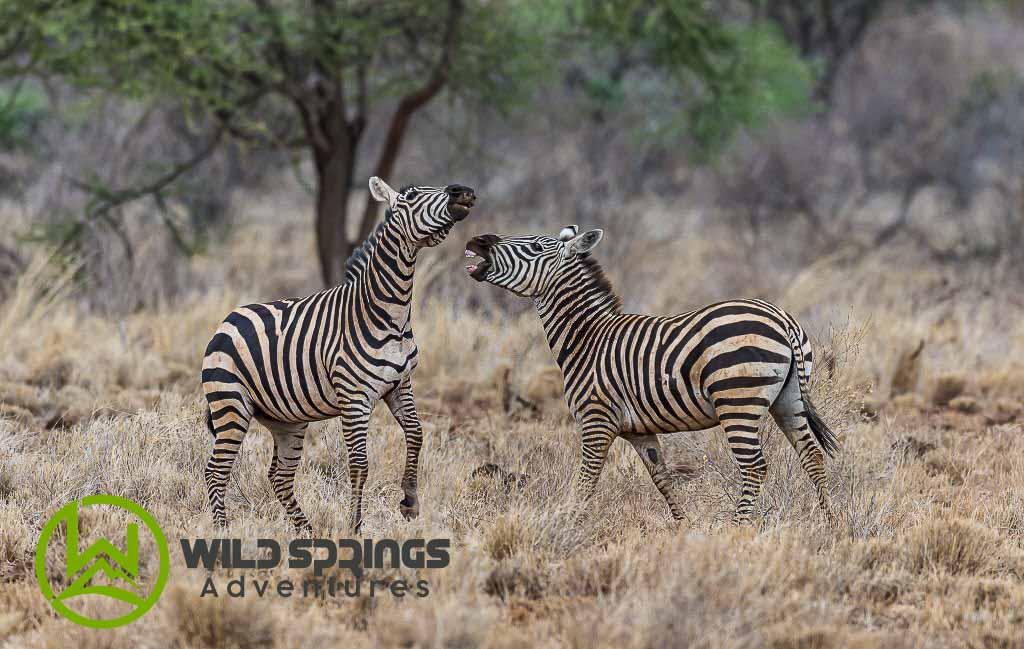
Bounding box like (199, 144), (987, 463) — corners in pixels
(0, 84), (49, 152)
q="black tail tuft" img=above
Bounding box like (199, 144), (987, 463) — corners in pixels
(205, 406), (215, 438)
(804, 397), (840, 458)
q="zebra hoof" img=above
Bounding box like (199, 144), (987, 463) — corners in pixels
(399, 496), (419, 520)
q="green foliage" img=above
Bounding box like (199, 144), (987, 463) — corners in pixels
(686, 22), (816, 159)
(454, 0), (566, 111)
(0, 83), (48, 151)
(2, 0), (560, 140)
(570, 0), (815, 159)
(0, 0), (813, 169)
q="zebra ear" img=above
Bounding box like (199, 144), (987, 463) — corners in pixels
(558, 225), (579, 241)
(368, 176), (399, 207)
(567, 229), (604, 256)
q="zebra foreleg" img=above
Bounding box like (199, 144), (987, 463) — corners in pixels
(575, 415), (617, 502)
(384, 379), (422, 521)
(262, 419), (313, 533)
(340, 401), (373, 534)
(623, 434), (687, 521)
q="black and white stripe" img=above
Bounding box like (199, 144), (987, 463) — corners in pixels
(202, 176), (475, 532)
(465, 225), (838, 523)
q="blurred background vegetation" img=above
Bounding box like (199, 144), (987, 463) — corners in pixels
(0, 0), (1020, 315)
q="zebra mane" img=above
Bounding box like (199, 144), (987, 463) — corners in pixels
(343, 187), (421, 283)
(577, 255), (623, 314)
(343, 209), (391, 284)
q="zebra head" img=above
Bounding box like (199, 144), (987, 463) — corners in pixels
(369, 176), (476, 248)
(464, 225), (604, 297)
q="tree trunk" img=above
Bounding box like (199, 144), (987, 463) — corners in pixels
(314, 141), (356, 287)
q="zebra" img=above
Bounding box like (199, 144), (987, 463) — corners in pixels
(463, 225), (839, 524)
(202, 177), (476, 533)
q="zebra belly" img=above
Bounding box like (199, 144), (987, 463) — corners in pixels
(620, 379), (719, 434)
(332, 336), (418, 400)
(245, 345), (341, 423)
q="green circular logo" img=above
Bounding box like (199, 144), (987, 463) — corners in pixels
(35, 494), (170, 628)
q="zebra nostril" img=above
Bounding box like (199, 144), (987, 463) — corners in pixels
(446, 184), (475, 200)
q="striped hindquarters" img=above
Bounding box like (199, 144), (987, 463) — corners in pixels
(202, 293), (342, 425)
(560, 299), (816, 436)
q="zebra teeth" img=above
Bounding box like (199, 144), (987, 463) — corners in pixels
(465, 250), (476, 258)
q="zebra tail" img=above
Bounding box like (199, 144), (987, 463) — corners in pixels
(205, 405), (215, 438)
(804, 394), (840, 458)
(785, 326), (840, 459)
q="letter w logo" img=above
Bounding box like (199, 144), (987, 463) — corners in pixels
(50, 501), (145, 607)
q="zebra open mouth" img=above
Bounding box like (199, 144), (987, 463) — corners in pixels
(463, 241), (490, 281)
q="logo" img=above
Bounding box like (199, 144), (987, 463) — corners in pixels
(179, 537), (450, 600)
(35, 495), (170, 628)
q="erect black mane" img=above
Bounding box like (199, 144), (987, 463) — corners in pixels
(342, 208), (391, 284)
(577, 254), (623, 314)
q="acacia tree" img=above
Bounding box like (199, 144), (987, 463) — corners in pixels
(1, 0), (809, 285)
(744, 0), (885, 103)
(566, 0), (815, 160)
(4, 0), (553, 284)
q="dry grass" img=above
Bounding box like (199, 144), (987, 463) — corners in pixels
(1, 197), (1023, 649)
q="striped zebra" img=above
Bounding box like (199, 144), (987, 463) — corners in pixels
(202, 177), (476, 533)
(464, 225), (838, 523)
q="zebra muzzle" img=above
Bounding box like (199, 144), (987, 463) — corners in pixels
(463, 238), (492, 280)
(447, 185), (476, 221)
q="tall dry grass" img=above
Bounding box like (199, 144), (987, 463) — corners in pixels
(0, 221), (1021, 648)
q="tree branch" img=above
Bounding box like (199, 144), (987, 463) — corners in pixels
(357, 0), (464, 241)
(251, 0), (294, 76)
(873, 173), (931, 248)
(291, 93), (330, 154)
(0, 28), (25, 62)
(353, 61), (368, 138)
(66, 126), (227, 265)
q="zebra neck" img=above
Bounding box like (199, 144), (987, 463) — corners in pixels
(351, 219), (419, 326)
(534, 259), (621, 367)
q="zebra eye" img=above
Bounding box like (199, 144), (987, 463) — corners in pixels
(405, 190), (418, 199)
(530, 242), (544, 253)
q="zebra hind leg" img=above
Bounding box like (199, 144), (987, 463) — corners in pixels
(205, 401), (253, 529)
(713, 398), (771, 525)
(769, 371), (836, 525)
(261, 419), (313, 533)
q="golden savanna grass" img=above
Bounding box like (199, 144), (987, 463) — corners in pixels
(1, 198), (1023, 648)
